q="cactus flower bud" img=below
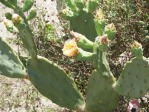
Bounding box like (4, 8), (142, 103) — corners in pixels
(96, 35), (109, 51)
(105, 23), (116, 31)
(104, 23), (116, 40)
(11, 14), (26, 29)
(95, 8), (104, 20)
(3, 19), (9, 27)
(94, 9), (106, 36)
(62, 39), (79, 57)
(61, 8), (69, 15)
(131, 41), (143, 59)
(128, 99), (140, 112)
(145, 35), (149, 40)
(3, 19), (14, 33)
(99, 35), (109, 45)
(70, 31), (93, 51)
(131, 41), (142, 49)
(12, 14), (22, 24)
(61, 8), (78, 19)
(70, 31), (82, 42)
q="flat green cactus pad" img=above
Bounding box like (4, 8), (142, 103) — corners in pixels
(27, 56), (85, 110)
(70, 11), (97, 41)
(0, 37), (26, 78)
(113, 57), (149, 98)
(86, 70), (119, 112)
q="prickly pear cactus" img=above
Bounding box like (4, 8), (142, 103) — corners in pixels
(22, 0), (34, 12)
(113, 57), (149, 98)
(61, 0), (100, 41)
(26, 9), (37, 21)
(86, 70), (119, 112)
(11, 13), (37, 59)
(62, 20), (120, 111)
(27, 56), (85, 111)
(0, 0), (15, 9)
(1, 0), (149, 111)
(85, 43), (119, 112)
(0, 37), (26, 78)
(69, 11), (97, 41)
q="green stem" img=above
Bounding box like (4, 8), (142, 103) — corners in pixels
(93, 41), (113, 77)
(14, 6), (37, 60)
(97, 51), (112, 76)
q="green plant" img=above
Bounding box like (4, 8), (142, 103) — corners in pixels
(61, 0), (101, 42)
(100, 0), (149, 58)
(0, 0), (149, 112)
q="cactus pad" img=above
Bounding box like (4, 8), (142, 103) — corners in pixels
(27, 56), (85, 110)
(86, 70), (119, 112)
(0, 37), (26, 78)
(22, 0), (34, 12)
(113, 57), (149, 98)
(0, 0), (15, 9)
(13, 21), (37, 59)
(70, 11), (97, 41)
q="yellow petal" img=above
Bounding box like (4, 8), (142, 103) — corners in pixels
(62, 39), (79, 57)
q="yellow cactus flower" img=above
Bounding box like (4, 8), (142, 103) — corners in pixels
(12, 14), (22, 24)
(62, 39), (79, 57)
(3, 19), (15, 33)
(131, 41), (142, 49)
(61, 8), (68, 14)
(105, 23), (116, 32)
(3, 19), (9, 27)
(95, 8), (104, 20)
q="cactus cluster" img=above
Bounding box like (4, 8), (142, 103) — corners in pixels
(0, 0), (149, 112)
(61, 0), (100, 41)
